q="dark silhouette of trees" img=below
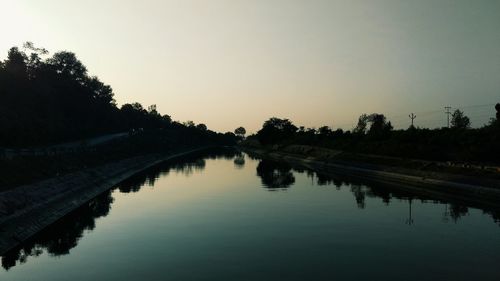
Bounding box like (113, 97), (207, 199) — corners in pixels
(318, 126), (333, 137)
(256, 117), (298, 145)
(450, 109), (470, 129)
(0, 44), (120, 145)
(248, 104), (499, 163)
(4, 47), (28, 78)
(184, 121), (195, 128)
(0, 43), (237, 147)
(354, 113), (392, 138)
(234, 127), (246, 138)
(354, 114), (369, 135)
(196, 123), (207, 131)
(46, 51), (87, 81)
(367, 113), (393, 139)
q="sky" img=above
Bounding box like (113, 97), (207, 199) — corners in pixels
(0, 0), (499, 133)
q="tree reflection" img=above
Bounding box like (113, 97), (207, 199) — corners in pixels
(299, 163), (500, 226)
(233, 154), (245, 169)
(247, 149), (500, 225)
(116, 148), (240, 193)
(1, 147), (240, 270)
(2, 190), (113, 270)
(256, 159), (295, 190)
(3, 151), (499, 271)
(448, 204), (469, 222)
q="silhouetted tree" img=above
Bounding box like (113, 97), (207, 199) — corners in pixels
(184, 121), (195, 128)
(234, 127), (246, 138)
(0, 43), (237, 147)
(4, 47), (27, 77)
(196, 123), (207, 131)
(147, 104), (157, 114)
(23, 42), (48, 79)
(318, 126), (333, 136)
(353, 114), (369, 134)
(47, 51), (87, 82)
(353, 113), (392, 138)
(367, 113), (393, 138)
(256, 117), (297, 145)
(450, 109), (470, 129)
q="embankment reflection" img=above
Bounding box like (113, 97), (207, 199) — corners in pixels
(256, 157), (500, 225)
(1, 148), (240, 270)
(2, 149), (498, 270)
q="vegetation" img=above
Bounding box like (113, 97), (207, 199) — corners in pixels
(450, 109), (471, 129)
(250, 106), (500, 163)
(234, 127), (246, 139)
(1, 42), (498, 165)
(0, 43), (237, 189)
(0, 43), (237, 147)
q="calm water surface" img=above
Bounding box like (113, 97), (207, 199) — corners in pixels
(1, 149), (499, 281)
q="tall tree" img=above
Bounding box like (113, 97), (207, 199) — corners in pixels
(367, 113), (392, 138)
(450, 109), (470, 129)
(256, 118), (297, 145)
(354, 114), (369, 135)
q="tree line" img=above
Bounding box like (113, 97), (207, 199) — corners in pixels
(0, 43), (236, 147)
(250, 106), (500, 163)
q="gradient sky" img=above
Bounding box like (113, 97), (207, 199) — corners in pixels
(1, 0), (499, 133)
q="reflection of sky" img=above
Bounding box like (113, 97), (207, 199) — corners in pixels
(2, 153), (500, 280)
(1, 1), (499, 132)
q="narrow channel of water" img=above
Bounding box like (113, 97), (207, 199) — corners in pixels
(1, 149), (499, 281)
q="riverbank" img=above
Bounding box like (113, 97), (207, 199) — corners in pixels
(243, 145), (500, 207)
(0, 147), (210, 255)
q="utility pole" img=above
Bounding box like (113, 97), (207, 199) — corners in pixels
(409, 113), (416, 127)
(445, 106), (452, 128)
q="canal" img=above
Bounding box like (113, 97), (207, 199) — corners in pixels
(1, 149), (499, 280)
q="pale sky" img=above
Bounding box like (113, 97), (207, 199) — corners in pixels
(1, 0), (499, 133)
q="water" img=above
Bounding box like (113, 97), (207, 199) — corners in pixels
(1, 149), (499, 281)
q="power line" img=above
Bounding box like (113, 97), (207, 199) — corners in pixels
(457, 103), (496, 109)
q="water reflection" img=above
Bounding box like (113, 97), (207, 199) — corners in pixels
(296, 165), (500, 225)
(1, 148), (238, 270)
(2, 149), (499, 271)
(256, 159), (295, 190)
(119, 148), (240, 193)
(233, 155), (245, 169)
(2, 191), (113, 270)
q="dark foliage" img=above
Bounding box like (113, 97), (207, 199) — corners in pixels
(0, 43), (237, 147)
(252, 108), (500, 163)
(256, 117), (298, 145)
(450, 109), (470, 129)
(234, 126), (246, 139)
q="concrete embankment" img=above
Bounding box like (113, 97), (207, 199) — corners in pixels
(0, 147), (208, 255)
(244, 147), (500, 207)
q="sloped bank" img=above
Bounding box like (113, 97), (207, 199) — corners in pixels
(0, 147), (210, 255)
(244, 145), (500, 207)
